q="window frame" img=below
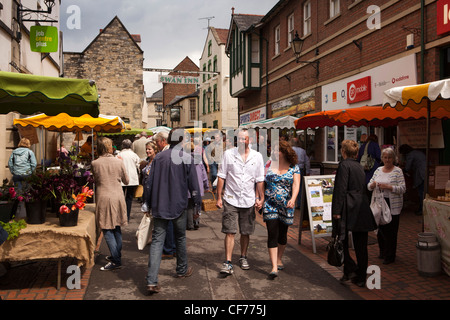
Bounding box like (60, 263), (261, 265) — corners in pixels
(330, 0), (340, 19)
(274, 25), (281, 56)
(287, 13), (295, 47)
(303, 1), (311, 37)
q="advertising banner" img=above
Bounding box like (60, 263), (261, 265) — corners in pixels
(30, 26), (58, 52)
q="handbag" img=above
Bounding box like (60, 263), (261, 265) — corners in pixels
(134, 185), (144, 198)
(370, 186), (392, 226)
(326, 235), (344, 267)
(360, 142), (375, 171)
(136, 214), (153, 250)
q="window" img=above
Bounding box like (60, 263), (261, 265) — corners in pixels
(274, 25), (280, 55)
(203, 64), (206, 82)
(207, 87), (211, 113)
(189, 99), (196, 121)
(213, 56), (218, 73)
(202, 90), (206, 115)
(330, 0), (340, 18)
(208, 60), (211, 79)
(213, 85), (217, 111)
(303, 1), (311, 36)
(208, 40), (212, 57)
(287, 13), (295, 47)
(251, 35), (260, 63)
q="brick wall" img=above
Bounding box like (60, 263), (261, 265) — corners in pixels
(239, 0), (443, 116)
(163, 56), (199, 107)
(64, 17), (144, 128)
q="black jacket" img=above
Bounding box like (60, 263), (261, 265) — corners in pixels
(331, 158), (377, 237)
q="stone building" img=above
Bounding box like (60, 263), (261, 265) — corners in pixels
(64, 16), (145, 128)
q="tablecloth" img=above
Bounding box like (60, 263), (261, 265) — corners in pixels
(0, 204), (96, 268)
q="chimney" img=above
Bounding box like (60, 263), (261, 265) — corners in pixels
(231, 7), (235, 16)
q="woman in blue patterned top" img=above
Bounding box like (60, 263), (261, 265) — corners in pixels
(263, 140), (300, 279)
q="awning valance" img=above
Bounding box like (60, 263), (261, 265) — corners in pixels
(13, 113), (125, 133)
(240, 115), (299, 129)
(383, 79), (450, 112)
(0, 71), (99, 117)
(295, 105), (449, 130)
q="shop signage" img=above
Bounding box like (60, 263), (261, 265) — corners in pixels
(437, 0), (450, 36)
(347, 76), (371, 104)
(30, 26), (58, 52)
(271, 90), (315, 118)
(322, 54), (417, 110)
(240, 106), (266, 125)
(159, 75), (200, 84)
(398, 119), (444, 149)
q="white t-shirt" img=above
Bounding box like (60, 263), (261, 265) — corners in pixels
(374, 169), (392, 199)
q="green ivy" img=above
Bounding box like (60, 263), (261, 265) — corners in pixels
(0, 217), (27, 241)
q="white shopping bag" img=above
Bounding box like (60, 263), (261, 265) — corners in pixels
(136, 214), (153, 250)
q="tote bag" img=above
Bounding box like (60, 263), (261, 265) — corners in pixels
(370, 186), (392, 226)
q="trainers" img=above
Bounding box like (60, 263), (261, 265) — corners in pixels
(100, 262), (121, 271)
(220, 261), (234, 275)
(239, 257), (250, 270)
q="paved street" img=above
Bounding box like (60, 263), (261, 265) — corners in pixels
(84, 199), (360, 301)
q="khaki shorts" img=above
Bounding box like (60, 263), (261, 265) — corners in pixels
(221, 200), (255, 235)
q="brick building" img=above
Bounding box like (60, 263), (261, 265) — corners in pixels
(161, 56), (199, 128)
(64, 16), (145, 128)
(227, 0), (450, 171)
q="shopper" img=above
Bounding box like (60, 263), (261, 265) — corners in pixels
(216, 129), (265, 275)
(91, 137), (129, 271)
(290, 136), (310, 209)
(132, 131), (150, 161)
(357, 134), (381, 200)
(262, 140), (300, 279)
(8, 137), (37, 191)
(144, 128), (201, 294)
(399, 144), (426, 215)
(368, 148), (406, 264)
(117, 139), (141, 222)
(332, 139), (377, 287)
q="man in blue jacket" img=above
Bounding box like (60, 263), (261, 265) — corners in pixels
(144, 128), (201, 294)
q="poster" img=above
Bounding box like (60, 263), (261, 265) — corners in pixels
(304, 175), (335, 253)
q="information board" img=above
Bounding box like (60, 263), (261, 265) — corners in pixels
(303, 175), (335, 253)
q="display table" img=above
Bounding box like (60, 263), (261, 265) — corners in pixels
(423, 197), (450, 276)
(0, 204), (96, 288)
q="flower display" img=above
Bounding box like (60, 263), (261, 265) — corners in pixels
(0, 180), (21, 202)
(59, 186), (94, 214)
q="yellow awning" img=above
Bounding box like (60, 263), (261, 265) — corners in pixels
(13, 113), (125, 133)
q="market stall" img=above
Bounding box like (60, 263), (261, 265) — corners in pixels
(383, 79), (450, 276)
(0, 204), (96, 289)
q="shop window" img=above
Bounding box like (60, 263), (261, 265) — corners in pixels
(441, 46), (450, 80)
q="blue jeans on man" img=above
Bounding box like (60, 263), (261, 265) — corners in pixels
(163, 221), (176, 255)
(146, 211), (188, 286)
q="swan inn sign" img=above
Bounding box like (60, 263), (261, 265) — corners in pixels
(158, 75), (200, 84)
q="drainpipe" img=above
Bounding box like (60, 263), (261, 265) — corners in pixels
(420, 0), (425, 84)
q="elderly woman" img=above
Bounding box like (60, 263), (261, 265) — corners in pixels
(368, 148), (406, 265)
(117, 139), (141, 222)
(332, 140), (377, 287)
(91, 137), (129, 271)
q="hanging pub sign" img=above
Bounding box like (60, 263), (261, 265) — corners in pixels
(30, 26), (59, 52)
(159, 75), (200, 85)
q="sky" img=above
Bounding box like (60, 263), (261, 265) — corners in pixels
(60, 0), (278, 97)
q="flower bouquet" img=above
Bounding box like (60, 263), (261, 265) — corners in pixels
(0, 180), (21, 223)
(57, 186), (94, 227)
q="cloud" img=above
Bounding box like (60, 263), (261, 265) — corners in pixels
(61, 0), (278, 94)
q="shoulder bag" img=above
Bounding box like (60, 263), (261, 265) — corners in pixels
(370, 186), (392, 226)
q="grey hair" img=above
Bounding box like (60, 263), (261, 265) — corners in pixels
(121, 139), (133, 149)
(381, 147), (396, 159)
(154, 131), (168, 142)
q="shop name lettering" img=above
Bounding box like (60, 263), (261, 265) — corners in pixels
(34, 30), (53, 47)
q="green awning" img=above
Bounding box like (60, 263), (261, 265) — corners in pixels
(98, 128), (154, 136)
(0, 71), (99, 117)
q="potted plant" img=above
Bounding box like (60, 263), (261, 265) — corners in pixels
(56, 185), (94, 227)
(0, 179), (21, 223)
(21, 170), (54, 224)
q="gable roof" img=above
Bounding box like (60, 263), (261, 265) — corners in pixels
(212, 28), (229, 45)
(226, 13), (263, 53)
(77, 16), (143, 55)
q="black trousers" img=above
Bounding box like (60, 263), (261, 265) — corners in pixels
(343, 231), (369, 282)
(377, 214), (400, 262)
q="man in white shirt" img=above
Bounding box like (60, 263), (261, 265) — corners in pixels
(216, 129), (265, 275)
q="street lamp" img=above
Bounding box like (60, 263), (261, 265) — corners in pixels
(18, 0), (58, 23)
(292, 31), (319, 78)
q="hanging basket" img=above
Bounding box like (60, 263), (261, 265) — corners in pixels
(59, 206), (79, 227)
(25, 200), (47, 224)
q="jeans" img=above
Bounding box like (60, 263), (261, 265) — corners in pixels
(122, 186), (137, 221)
(210, 163), (218, 188)
(103, 226), (122, 265)
(146, 211), (188, 286)
(163, 221), (176, 254)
